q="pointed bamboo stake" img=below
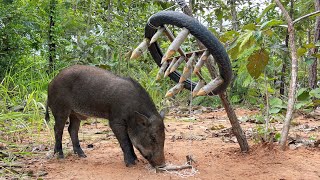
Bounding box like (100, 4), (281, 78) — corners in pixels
(150, 27), (165, 44)
(130, 38), (150, 60)
(183, 53), (196, 74)
(162, 26), (204, 81)
(165, 83), (184, 97)
(179, 53), (196, 82)
(164, 57), (177, 77)
(193, 50), (210, 74)
(161, 28), (189, 63)
(192, 80), (205, 97)
(179, 67), (192, 83)
(196, 76), (224, 96)
(156, 61), (169, 80)
(170, 56), (185, 73)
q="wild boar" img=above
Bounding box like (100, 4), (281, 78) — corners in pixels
(45, 65), (165, 167)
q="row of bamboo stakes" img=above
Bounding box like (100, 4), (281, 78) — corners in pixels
(130, 25), (224, 98)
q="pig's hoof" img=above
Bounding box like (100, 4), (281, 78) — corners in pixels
(125, 158), (137, 167)
(78, 153), (87, 158)
(125, 161), (136, 167)
(56, 154), (64, 159)
(74, 149), (86, 158)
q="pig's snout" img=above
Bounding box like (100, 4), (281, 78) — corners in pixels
(149, 153), (165, 167)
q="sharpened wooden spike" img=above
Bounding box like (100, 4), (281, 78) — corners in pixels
(193, 50), (210, 74)
(130, 38), (150, 60)
(170, 56), (185, 73)
(163, 28), (189, 62)
(150, 27), (165, 44)
(156, 61), (169, 80)
(164, 57), (177, 77)
(183, 53), (197, 74)
(179, 67), (192, 83)
(193, 59), (204, 74)
(200, 50), (210, 61)
(196, 77), (224, 96)
(165, 83), (184, 97)
(192, 80), (205, 97)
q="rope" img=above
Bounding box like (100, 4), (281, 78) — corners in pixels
(175, 0), (188, 8)
(146, 164), (198, 178)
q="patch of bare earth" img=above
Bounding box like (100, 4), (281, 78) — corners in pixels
(24, 108), (320, 179)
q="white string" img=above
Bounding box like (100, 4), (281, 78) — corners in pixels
(146, 163), (198, 178)
(175, 0), (188, 8)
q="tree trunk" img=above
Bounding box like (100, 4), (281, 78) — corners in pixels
(48, 0), (56, 73)
(230, 0), (239, 31)
(176, 0), (249, 152)
(274, 0), (299, 150)
(280, 0), (294, 96)
(309, 0), (320, 89)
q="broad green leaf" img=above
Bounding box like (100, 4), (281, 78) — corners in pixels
(220, 30), (239, 43)
(246, 49), (269, 79)
(269, 108), (281, 114)
(227, 40), (240, 60)
(270, 97), (283, 107)
(297, 88), (310, 101)
(312, 53), (320, 58)
(305, 58), (316, 66)
(215, 8), (223, 21)
(126, 0), (132, 5)
(310, 88), (320, 98)
(297, 47), (307, 57)
(263, 29), (273, 36)
(304, 43), (316, 49)
(295, 102), (306, 110)
(297, 88), (308, 96)
(256, 3), (276, 23)
(242, 23), (256, 31)
(267, 86), (275, 93)
(260, 19), (284, 30)
(239, 31), (255, 52)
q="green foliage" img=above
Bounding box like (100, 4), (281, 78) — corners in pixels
(295, 88), (320, 110)
(246, 49), (269, 79)
(269, 97), (285, 114)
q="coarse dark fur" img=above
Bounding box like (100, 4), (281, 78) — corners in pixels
(46, 65), (165, 167)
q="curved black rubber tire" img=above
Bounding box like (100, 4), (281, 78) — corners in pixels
(145, 11), (232, 95)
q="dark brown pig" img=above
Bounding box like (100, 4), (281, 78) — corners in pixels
(45, 65), (166, 167)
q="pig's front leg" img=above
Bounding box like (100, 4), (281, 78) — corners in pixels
(109, 120), (138, 167)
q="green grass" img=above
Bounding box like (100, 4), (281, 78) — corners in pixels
(0, 57), (54, 176)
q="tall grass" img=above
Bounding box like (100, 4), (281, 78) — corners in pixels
(0, 56), (55, 161)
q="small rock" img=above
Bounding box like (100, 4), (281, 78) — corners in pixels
(289, 144), (297, 150)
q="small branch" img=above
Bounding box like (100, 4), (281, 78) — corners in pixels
(156, 165), (192, 173)
(293, 10), (320, 25)
(0, 163), (23, 168)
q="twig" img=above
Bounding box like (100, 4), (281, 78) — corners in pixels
(293, 10), (320, 25)
(156, 164), (192, 173)
(0, 163), (23, 168)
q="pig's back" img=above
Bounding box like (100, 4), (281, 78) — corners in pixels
(47, 65), (150, 118)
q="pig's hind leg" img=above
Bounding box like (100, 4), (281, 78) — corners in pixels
(52, 111), (69, 159)
(68, 113), (87, 158)
(109, 120), (138, 167)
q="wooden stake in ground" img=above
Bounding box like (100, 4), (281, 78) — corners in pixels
(175, 0), (249, 152)
(274, 0), (299, 150)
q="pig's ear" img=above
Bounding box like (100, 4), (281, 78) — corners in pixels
(135, 111), (149, 126)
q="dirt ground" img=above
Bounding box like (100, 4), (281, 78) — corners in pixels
(6, 108), (320, 179)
